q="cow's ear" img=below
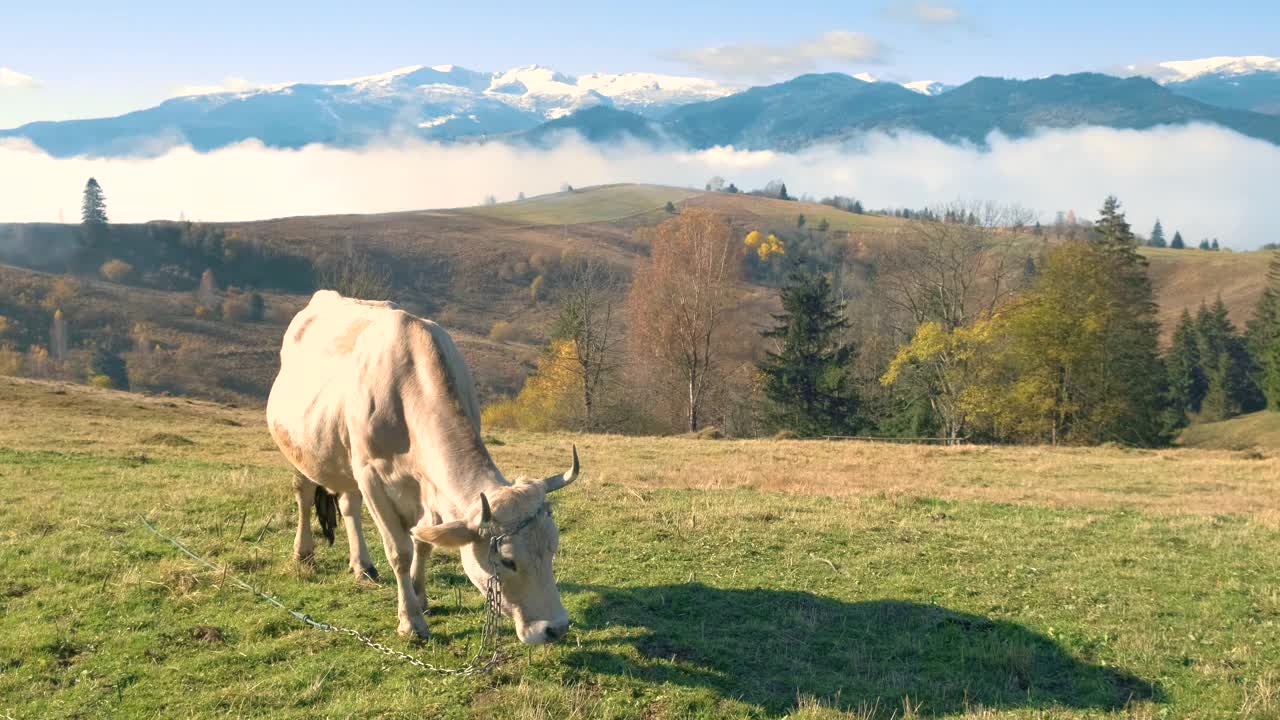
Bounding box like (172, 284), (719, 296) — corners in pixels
(410, 519), (480, 548)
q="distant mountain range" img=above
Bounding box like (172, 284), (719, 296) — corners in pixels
(3, 56), (1279, 157)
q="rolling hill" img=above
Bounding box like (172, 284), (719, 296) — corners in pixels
(0, 184), (1273, 409)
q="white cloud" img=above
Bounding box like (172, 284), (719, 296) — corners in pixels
(667, 31), (885, 81)
(1, 123), (1277, 248)
(0, 67), (39, 89)
(909, 1), (962, 24)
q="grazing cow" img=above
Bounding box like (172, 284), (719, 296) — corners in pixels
(266, 290), (577, 643)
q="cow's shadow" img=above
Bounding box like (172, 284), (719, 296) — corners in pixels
(560, 583), (1160, 717)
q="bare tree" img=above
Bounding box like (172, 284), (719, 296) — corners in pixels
(554, 257), (624, 429)
(627, 209), (741, 432)
(877, 201), (1033, 333)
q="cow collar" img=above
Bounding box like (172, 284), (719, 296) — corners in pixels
(479, 504), (550, 545)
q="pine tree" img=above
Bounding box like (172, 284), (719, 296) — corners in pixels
(1166, 308), (1207, 418)
(1148, 219), (1166, 248)
(1198, 239), (1211, 250)
(1197, 297), (1263, 420)
(81, 178), (108, 226)
(758, 268), (861, 437)
(1085, 195), (1169, 444)
(1211, 238), (1220, 251)
(1170, 231), (1185, 249)
(1247, 251), (1280, 409)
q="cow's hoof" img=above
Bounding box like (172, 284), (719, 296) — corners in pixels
(294, 551), (315, 566)
(354, 564), (378, 582)
(398, 618), (430, 640)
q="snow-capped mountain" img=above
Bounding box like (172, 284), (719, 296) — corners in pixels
(1128, 55), (1280, 83)
(5, 58), (1279, 157)
(902, 80), (953, 96)
(1125, 56), (1280, 115)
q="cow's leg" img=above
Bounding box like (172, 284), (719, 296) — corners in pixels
(338, 491), (378, 582)
(291, 472), (317, 564)
(355, 466), (429, 639)
(411, 538), (431, 600)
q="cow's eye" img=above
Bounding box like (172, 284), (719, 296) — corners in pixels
(500, 558), (517, 572)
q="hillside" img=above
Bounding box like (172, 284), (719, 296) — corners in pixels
(1180, 410), (1280, 450)
(0, 184), (1273, 407)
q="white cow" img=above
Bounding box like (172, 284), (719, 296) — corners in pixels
(266, 290), (576, 643)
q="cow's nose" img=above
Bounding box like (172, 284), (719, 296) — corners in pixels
(544, 620), (570, 643)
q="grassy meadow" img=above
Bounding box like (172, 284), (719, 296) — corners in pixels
(1, 376), (1279, 718)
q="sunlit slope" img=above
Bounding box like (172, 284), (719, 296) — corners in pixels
(461, 184), (700, 225)
(1179, 409), (1280, 450)
(1144, 246), (1272, 339)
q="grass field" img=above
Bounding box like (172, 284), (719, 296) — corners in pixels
(463, 185), (702, 226)
(1181, 410), (1280, 451)
(2, 377), (1278, 718)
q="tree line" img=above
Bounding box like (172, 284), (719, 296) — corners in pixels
(486, 196), (1280, 445)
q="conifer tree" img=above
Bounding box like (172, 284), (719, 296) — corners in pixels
(81, 178), (108, 226)
(758, 267), (861, 436)
(1247, 251), (1280, 409)
(1148, 219), (1166, 248)
(1170, 231), (1185, 249)
(1211, 238), (1220, 251)
(1199, 239), (1211, 250)
(1166, 308), (1207, 419)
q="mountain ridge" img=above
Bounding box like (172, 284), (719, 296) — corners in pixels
(5, 57), (1280, 156)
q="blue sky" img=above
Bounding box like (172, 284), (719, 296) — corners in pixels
(1, 0), (1277, 128)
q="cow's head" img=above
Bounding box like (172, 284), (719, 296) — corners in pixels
(411, 447), (578, 644)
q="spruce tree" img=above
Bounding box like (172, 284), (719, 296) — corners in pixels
(1211, 238), (1220, 251)
(1197, 297), (1263, 420)
(1087, 196), (1170, 444)
(1170, 231), (1185, 249)
(1167, 308), (1207, 418)
(81, 178), (108, 225)
(1247, 251), (1280, 409)
(1199, 239), (1211, 250)
(758, 268), (861, 437)
(1148, 219), (1166, 248)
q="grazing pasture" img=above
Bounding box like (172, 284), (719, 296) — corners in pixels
(0, 377), (1277, 718)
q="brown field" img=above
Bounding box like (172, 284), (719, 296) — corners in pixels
(5, 376), (1276, 525)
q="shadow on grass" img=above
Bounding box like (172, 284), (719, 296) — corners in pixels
(562, 583), (1161, 717)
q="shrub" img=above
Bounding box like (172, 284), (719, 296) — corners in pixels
(480, 340), (580, 431)
(488, 320), (523, 343)
(89, 374), (114, 389)
(0, 345), (21, 377)
(99, 259), (134, 283)
(248, 293), (266, 322)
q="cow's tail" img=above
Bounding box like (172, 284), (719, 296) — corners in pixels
(314, 489), (338, 546)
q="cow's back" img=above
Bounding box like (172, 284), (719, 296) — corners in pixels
(267, 290), (483, 491)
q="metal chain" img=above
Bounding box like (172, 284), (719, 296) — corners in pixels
(138, 514), (505, 676)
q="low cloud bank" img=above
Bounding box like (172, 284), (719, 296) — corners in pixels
(1, 123), (1277, 248)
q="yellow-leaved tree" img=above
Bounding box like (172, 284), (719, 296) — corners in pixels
(881, 318), (997, 440)
(481, 340), (582, 432)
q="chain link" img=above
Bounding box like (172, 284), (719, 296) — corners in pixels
(138, 514), (505, 676)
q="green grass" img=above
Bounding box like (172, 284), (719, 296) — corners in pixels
(462, 185), (701, 226)
(1, 379), (1279, 718)
(1181, 410), (1280, 451)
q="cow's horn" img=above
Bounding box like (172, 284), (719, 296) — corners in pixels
(542, 445), (579, 493)
(480, 492), (493, 524)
